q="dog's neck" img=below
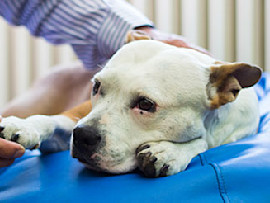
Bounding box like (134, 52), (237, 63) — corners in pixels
(203, 88), (259, 148)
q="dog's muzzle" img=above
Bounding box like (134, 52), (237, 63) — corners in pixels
(72, 124), (101, 161)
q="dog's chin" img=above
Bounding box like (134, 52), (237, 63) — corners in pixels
(71, 144), (137, 174)
(78, 154), (137, 174)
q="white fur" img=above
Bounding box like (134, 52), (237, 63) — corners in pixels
(1, 115), (75, 148)
(72, 41), (259, 176)
(1, 41), (259, 177)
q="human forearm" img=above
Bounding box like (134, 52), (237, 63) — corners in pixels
(0, 0), (153, 69)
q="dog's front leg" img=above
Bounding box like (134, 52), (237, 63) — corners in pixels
(0, 100), (92, 152)
(136, 139), (208, 177)
(0, 115), (76, 150)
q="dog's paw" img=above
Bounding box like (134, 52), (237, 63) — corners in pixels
(136, 141), (191, 177)
(0, 116), (40, 149)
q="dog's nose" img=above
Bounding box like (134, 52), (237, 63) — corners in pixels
(73, 125), (101, 148)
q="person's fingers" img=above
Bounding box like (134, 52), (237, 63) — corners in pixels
(0, 157), (15, 167)
(161, 39), (210, 55)
(0, 138), (25, 159)
(138, 28), (210, 55)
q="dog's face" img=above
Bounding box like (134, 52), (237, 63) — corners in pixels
(71, 41), (261, 173)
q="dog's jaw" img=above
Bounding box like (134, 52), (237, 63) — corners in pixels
(71, 141), (137, 173)
(84, 153), (137, 174)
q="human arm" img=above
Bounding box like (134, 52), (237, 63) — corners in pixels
(0, 0), (153, 69)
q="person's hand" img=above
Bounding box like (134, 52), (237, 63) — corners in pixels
(135, 26), (209, 55)
(0, 116), (25, 167)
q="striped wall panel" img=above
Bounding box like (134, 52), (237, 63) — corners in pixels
(0, 19), (10, 106)
(208, 0), (235, 62)
(266, 0), (270, 70)
(236, 0), (264, 68)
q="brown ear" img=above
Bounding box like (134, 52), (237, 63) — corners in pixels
(125, 30), (152, 44)
(208, 62), (262, 109)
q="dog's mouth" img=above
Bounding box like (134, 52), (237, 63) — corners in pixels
(72, 146), (98, 164)
(72, 145), (114, 171)
(74, 151), (104, 172)
(78, 157), (87, 164)
(72, 145), (136, 173)
(80, 159), (103, 171)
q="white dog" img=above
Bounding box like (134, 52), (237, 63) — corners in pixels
(0, 40), (261, 177)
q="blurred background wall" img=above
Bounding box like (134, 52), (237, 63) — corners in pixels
(0, 0), (269, 107)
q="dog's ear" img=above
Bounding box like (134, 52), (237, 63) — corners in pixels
(125, 30), (152, 44)
(207, 62), (262, 109)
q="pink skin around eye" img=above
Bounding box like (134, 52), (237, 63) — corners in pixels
(132, 105), (159, 116)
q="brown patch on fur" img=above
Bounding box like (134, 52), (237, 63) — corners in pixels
(61, 100), (92, 122)
(209, 63), (262, 109)
(210, 76), (241, 109)
(125, 30), (152, 44)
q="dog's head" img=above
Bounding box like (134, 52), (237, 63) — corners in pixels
(71, 40), (261, 173)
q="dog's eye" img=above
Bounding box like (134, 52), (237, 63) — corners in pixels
(137, 97), (156, 112)
(92, 80), (101, 96)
